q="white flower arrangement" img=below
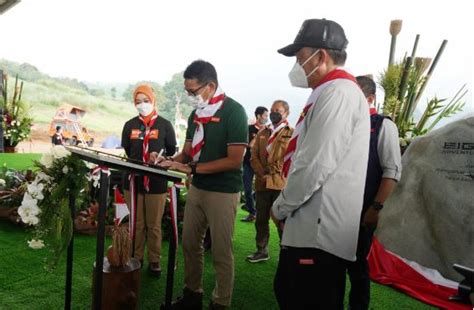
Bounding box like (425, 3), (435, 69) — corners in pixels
(18, 145), (92, 270)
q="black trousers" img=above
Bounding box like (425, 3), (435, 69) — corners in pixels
(274, 246), (348, 310)
(347, 225), (375, 310)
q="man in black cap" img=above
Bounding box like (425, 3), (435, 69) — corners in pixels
(271, 19), (370, 309)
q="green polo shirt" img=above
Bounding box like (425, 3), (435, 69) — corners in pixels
(185, 96), (248, 193)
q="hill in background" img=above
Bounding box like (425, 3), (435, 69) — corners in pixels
(0, 59), (193, 144)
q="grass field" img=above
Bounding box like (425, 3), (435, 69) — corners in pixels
(0, 154), (434, 309)
(0, 212), (434, 309)
(0, 153), (41, 171)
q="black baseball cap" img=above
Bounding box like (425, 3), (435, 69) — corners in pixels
(278, 19), (348, 56)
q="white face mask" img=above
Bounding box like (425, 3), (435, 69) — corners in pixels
(258, 117), (268, 125)
(288, 49), (321, 88)
(188, 94), (209, 109)
(136, 102), (154, 116)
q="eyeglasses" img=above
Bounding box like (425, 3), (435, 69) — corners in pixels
(185, 83), (208, 96)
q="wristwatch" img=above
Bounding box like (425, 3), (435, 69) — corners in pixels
(188, 162), (198, 175)
(372, 201), (384, 211)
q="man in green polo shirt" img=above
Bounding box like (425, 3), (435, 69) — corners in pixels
(158, 60), (248, 309)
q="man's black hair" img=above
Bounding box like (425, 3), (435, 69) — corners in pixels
(184, 60), (218, 87)
(254, 106), (268, 118)
(356, 75), (376, 98)
(55, 125), (61, 131)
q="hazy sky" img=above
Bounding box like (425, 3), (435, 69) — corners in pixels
(1, 0), (472, 124)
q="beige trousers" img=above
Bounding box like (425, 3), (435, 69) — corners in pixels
(182, 185), (240, 306)
(124, 190), (166, 264)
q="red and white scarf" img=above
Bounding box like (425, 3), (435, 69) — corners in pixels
(190, 87), (225, 161)
(369, 103), (377, 116)
(139, 112), (158, 191)
(282, 69), (357, 177)
(265, 120), (288, 157)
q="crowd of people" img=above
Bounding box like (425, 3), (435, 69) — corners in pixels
(120, 18), (402, 310)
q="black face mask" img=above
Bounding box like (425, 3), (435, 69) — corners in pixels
(270, 112), (282, 125)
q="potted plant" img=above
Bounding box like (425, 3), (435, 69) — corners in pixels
(0, 165), (33, 221)
(379, 20), (468, 152)
(1, 73), (33, 152)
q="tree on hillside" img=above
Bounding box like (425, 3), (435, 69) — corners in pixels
(161, 72), (193, 121)
(0, 60), (45, 82)
(89, 88), (106, 97)
(111, 87), (117, 99)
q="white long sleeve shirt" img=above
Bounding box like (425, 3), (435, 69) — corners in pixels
(272, 79), (370, 261)
(378, 119), (402, 181)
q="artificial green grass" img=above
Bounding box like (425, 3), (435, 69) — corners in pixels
(0, 209), (433, 309)
(0, 153), (41, 171)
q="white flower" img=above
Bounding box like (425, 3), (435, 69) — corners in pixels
(20, 193), (39, 211)
(17, 121), (21, 126)
(0, 179), (6, 187)
(35, 172), (52, 184)
(51, 145), (71, 159)
(399, 138), (407, 147)
(27, 182), (44, 200)
(40, 152), (54, 168)
(18, 193), (41, 225)
(11, 120), (16, 126)
(27, 239), (45, 249)
(62, 165), (69, 174)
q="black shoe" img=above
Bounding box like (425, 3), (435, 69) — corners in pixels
(149, 262), (161, 278)
(171, 287), (203, 309)
(240, 214), (256, 222)
(209, 301), (226, 310)
(246, 251), (270, 263)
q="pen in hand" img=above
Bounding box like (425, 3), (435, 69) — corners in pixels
(154, 149), (164, 165)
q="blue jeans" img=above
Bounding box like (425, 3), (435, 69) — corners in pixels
(242, 162), (256, 215)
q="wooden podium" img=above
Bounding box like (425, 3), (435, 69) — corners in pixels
(65, 147), (185, 310)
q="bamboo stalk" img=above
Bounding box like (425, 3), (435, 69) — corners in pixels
(398, 56), (414, 102)
(18, 81), (23, 102)
(13, 74), (18, 106)
(388, 20), (403, 67)
(414, 40), (448, 106)
(0, 70), (7, 108)
(397, 35), (420, 103)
